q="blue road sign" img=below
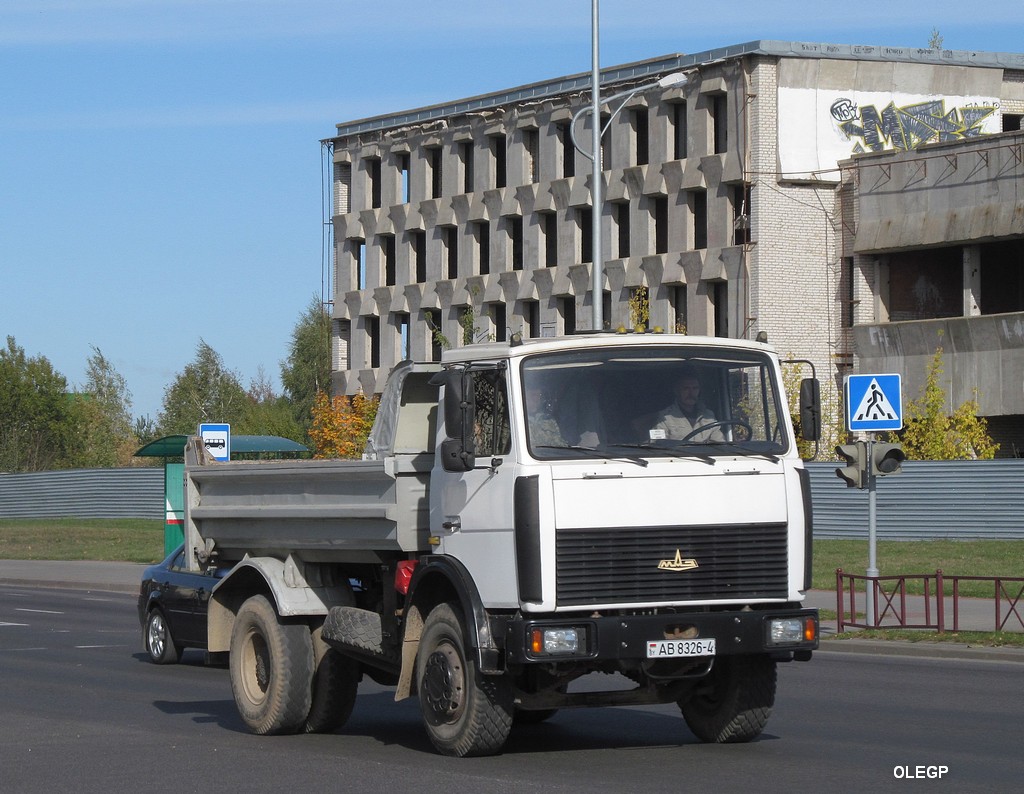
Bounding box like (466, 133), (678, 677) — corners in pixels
(846, 374), (902, 432)
(198, 423), (231, 462)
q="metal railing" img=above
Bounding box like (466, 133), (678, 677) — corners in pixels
(835, 569), (1024, 633)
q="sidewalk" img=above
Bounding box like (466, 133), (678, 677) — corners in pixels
(2, 560), (1022, 662)
(0, 559), (145, 594)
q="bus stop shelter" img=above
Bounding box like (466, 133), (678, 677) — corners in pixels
(134, 435), (308, 556)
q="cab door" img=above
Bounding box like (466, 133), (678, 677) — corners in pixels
(430, 366), (520, 609)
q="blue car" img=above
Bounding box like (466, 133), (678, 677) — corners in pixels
(137, 545), (228, 664)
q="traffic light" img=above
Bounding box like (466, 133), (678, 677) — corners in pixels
(871, 442), (906, 477)
(835, 442), (867, 489)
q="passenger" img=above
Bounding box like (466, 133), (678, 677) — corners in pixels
(525, 383), (565, 447)
(652, 366), (724, 442)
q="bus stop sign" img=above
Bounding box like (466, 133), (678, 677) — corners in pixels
(198, 423), (231, 462)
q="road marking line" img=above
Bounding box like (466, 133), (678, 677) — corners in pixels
(15, 608), (63, 615)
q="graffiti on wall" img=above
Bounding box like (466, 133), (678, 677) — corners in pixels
(776, 86), (1001, 180)
(830, 98), (998, 154)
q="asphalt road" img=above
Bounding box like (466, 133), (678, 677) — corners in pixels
(2, 584), (1023, 793)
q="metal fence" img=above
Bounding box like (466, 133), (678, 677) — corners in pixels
(807, 459), (1024, 540)
(0, 468), (163, 520)
(835, 569), (1024, 633)
(1, 460), (1023, 539)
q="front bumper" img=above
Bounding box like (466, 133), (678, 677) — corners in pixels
(503, 607), (818, 665)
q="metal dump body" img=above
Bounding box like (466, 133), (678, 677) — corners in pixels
(183, 444), (434, 569)
(182, 362), (442, 571)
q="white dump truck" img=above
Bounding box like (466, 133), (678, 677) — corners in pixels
(183, 332), (820, 756)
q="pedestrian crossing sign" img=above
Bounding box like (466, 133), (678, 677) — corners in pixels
(845, 374), (903, 432)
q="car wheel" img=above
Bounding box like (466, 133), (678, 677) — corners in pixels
(229, 594), (314, 735)
(145, 608), (183, 665)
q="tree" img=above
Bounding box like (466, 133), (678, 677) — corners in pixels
(628, 286), (650, 331)
(308, 390), (379, 459)
(280, 296), (331, 435)
(133, 415), (159, 448)
(158, 340), (249, 435)
(237, 367), (305, 442)
(71, 346), (138, 468)
(929, 27), (944, 50)
(0, 336), (77, 472)
(895, 347), (998, 460)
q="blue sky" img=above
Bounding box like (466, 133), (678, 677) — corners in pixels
(3, 0), (1023, 423)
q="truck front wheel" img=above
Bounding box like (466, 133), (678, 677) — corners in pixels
(229, 594), (314, 735)
(416, 602), (513, 757)
(679, 654), (776, 743)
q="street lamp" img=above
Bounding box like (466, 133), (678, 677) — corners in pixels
(574, 3), (688, 330)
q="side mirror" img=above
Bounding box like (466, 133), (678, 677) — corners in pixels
(430, 369), (465, 439)
(430, 369), (476, 471)
(799, 378), (821, 442)
(440, 437), (475, 472)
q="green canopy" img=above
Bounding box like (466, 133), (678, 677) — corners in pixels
(134, 434), (308, 458)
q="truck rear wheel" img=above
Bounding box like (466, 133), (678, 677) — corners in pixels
(416, 602), (513, 757)
(230, 594), (314, 735)
(303, 623), (359, 734)
(679, 654), (776, 743)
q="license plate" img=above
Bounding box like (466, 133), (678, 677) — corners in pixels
(646, 638), (716, 658)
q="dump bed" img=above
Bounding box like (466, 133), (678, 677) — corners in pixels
(183, 439), (434, 569)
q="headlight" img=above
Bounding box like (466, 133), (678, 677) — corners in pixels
(767, 616), (816, 646)
(528, 626), (586, 657)
(544, 628), (578, 654)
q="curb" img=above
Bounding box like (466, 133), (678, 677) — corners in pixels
(816, 636), (1024, 663)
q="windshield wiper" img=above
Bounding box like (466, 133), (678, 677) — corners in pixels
(607, 442), (713, 465)
(534, 444), (649, 468)
(698, 441), (780, 462)
(610, 440), (716, 465)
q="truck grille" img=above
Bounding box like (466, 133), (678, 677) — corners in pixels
(555, 523), (788, 607)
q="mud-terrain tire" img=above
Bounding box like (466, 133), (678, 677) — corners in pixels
(416, 602), (513, 757)
(229, 595), (314, 735)
(679, 654), (776, 743)
(303, 623), (360, 734)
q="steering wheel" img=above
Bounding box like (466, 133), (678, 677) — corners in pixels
(679, 419), (752, 443)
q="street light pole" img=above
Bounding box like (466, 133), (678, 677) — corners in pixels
(578, 2), (687, 331)
(590, 0), (603, 331)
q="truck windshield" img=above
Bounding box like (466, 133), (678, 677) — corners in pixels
(521, 346), (789, 460)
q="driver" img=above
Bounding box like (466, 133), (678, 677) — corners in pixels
(652, 366), (725, 443)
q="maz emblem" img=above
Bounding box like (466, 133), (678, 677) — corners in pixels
(657, 549), (699, 572)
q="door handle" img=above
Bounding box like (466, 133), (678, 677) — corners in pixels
(442, 518), (461, 532)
